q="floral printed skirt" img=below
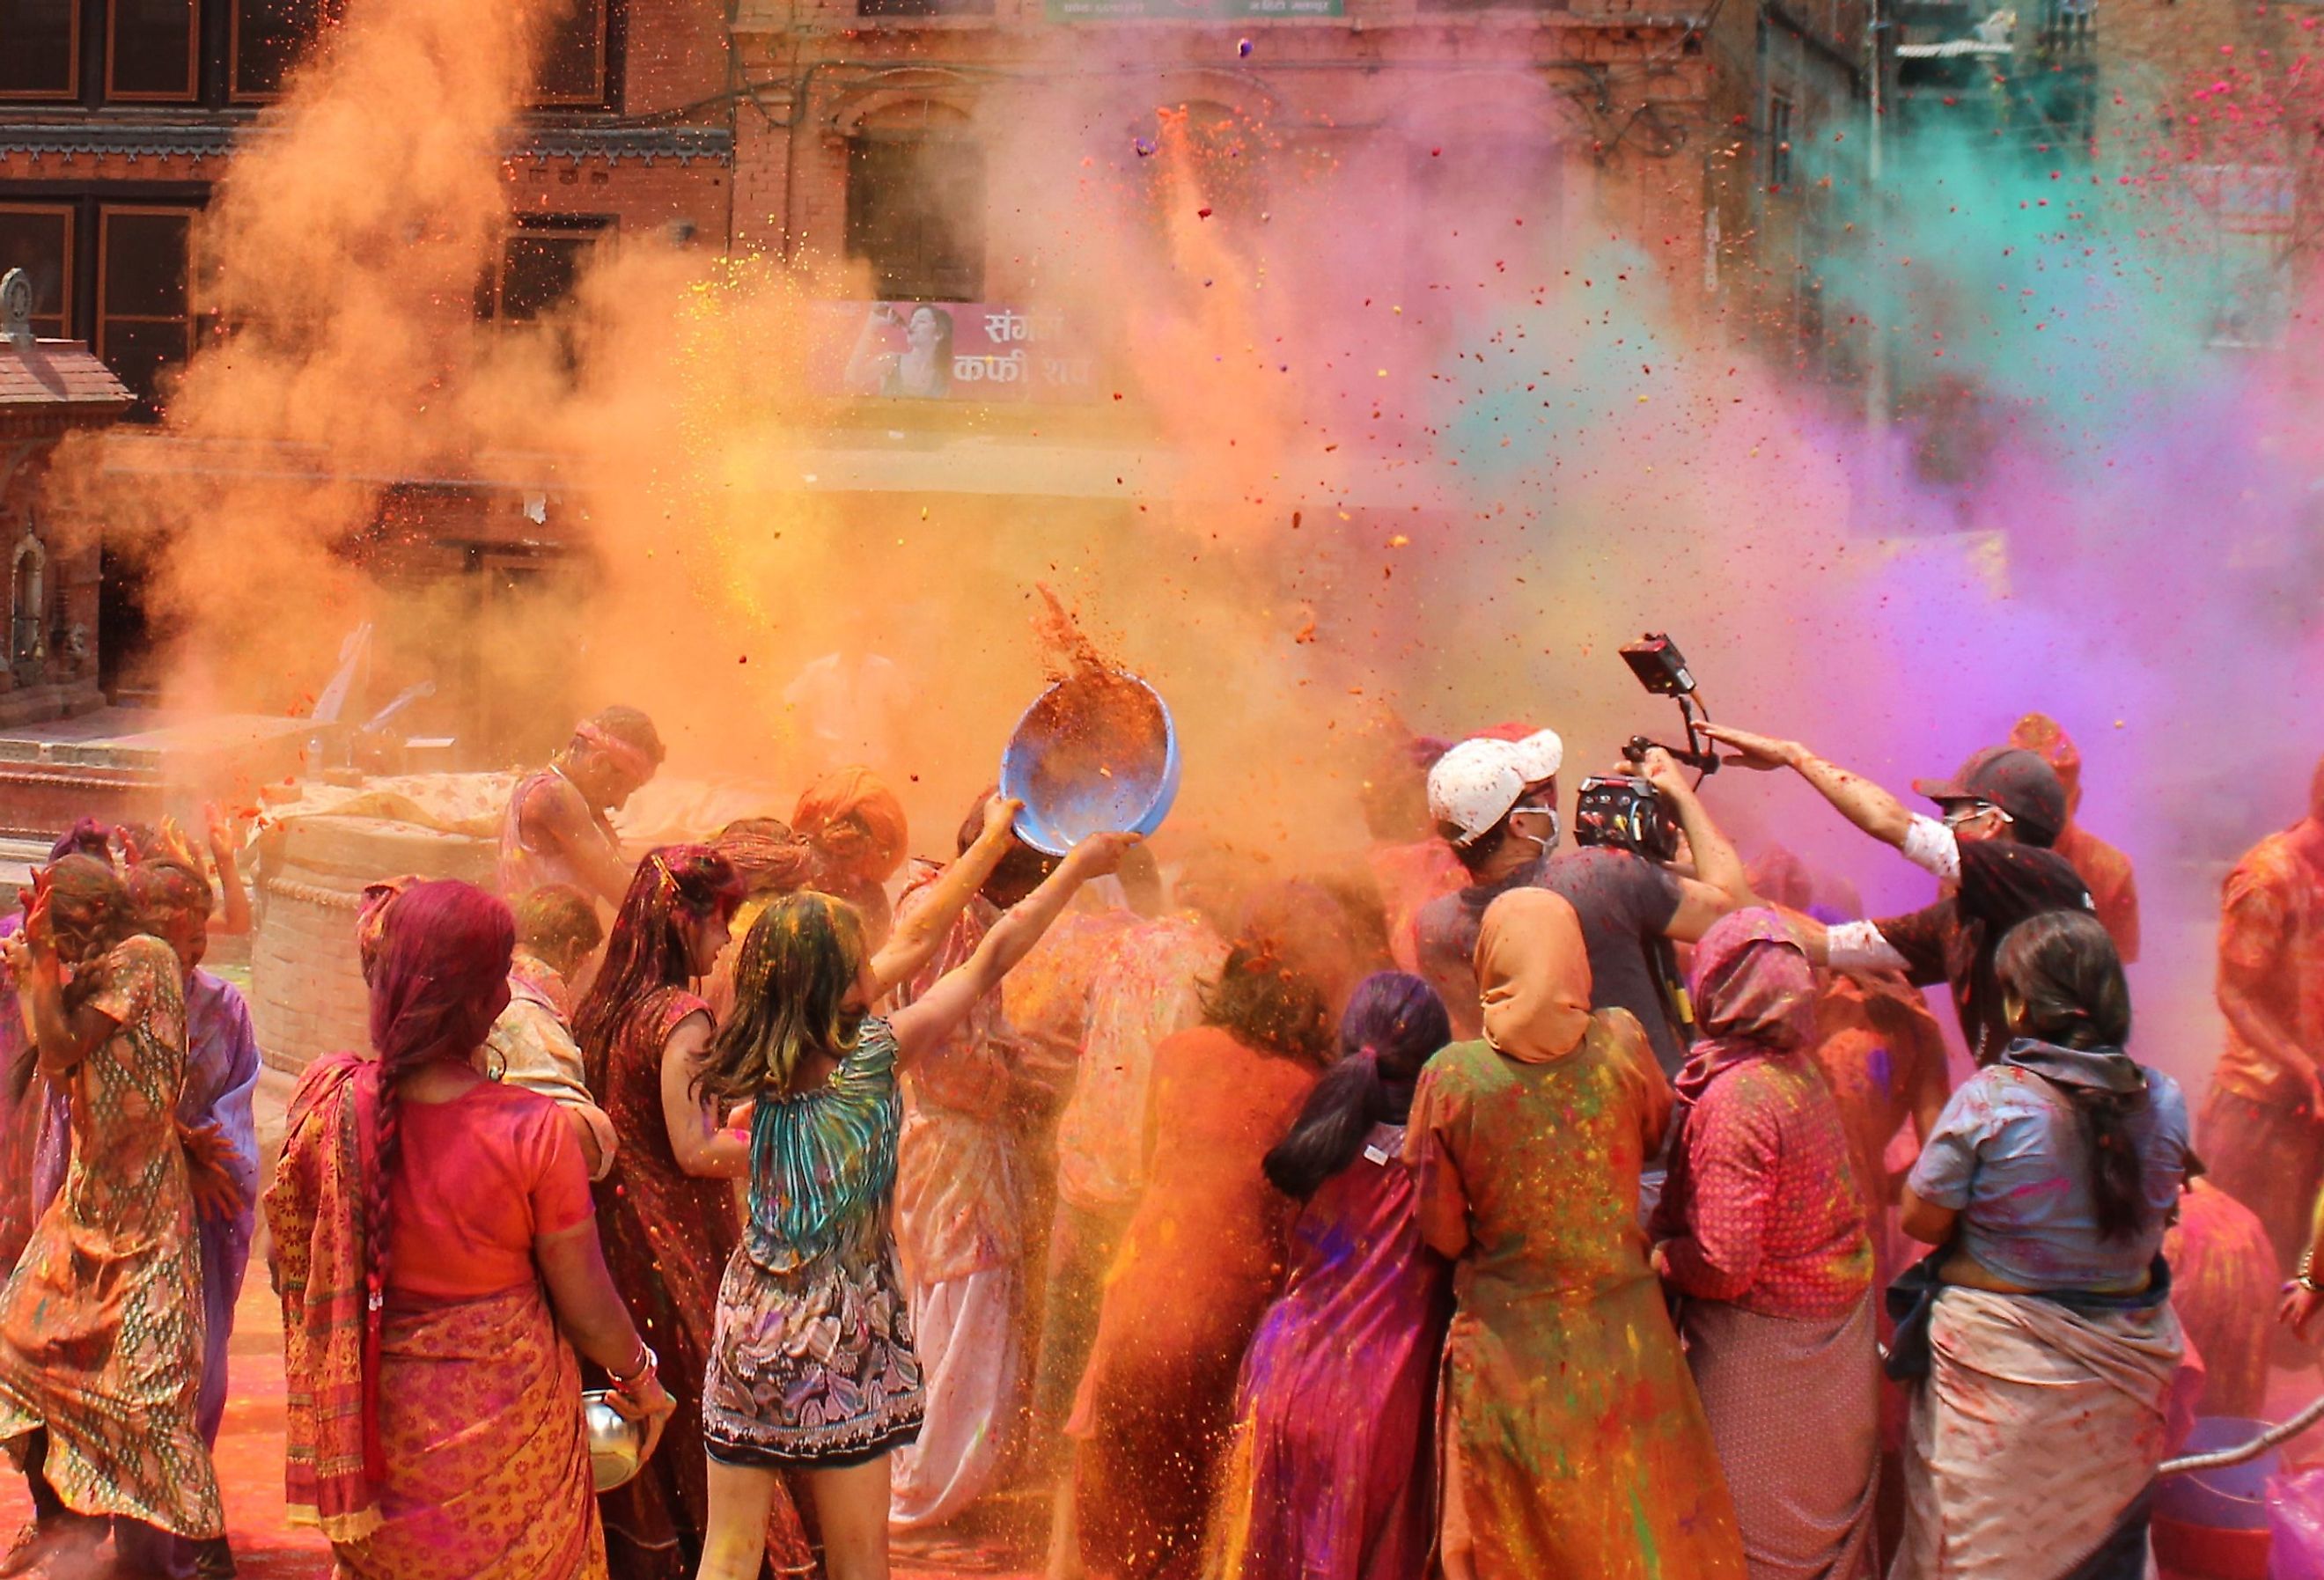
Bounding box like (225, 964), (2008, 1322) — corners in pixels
(702, 1238), (925, 1467)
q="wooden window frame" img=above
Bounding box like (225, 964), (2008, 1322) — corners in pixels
(95, 203), (196, 407)
(531, 0), (612, 109)
(1768, 92), (1795, 189)
(0, 0), (85, 101)
(479, 215), (614, 324)
(226, 0), (328, 103)
(0, 202), (78, 338)
(103, 0), (202, 103)
(844, 134), (987, 304)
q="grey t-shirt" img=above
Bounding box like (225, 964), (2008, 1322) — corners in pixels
(1413, 846), (1688, 1075)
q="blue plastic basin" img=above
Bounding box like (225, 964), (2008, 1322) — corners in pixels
(998, 671), (1180, 857)
(2157, 1416), (2282, 1533)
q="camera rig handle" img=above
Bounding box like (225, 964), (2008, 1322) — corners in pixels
(1622, 694), (1720, 778)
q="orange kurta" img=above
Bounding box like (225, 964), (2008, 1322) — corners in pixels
(2054, 821), (2141, 964)
(1406, 1011), (1746, 1580)
(1070, 1025), (1320, 1580)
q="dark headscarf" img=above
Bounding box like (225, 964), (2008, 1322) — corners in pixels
(1952, 841), (2094, 1065)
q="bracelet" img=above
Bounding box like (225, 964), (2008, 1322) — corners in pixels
(608, 1341), (657, 1389)
(2300, 1250), (2323, 1296)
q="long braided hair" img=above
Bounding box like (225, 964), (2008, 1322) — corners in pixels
(1995, 909), (2146, 1242)
(573, 845), (744, 1095)
(357, 880), (515, 1317)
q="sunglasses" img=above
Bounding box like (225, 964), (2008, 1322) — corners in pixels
(1942, 801), (2015, 829)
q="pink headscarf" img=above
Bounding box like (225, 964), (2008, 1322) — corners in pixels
(1675, 906), (1817, 1103)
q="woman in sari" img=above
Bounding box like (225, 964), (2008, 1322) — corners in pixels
(575, 847), (809, 1579)
(0, 857), (227, 1578)
(688, 829), (1136, 1580)
(1893, 909), (2190, 1580)
(1207, 972), (1453, 1580)
(1649, 908), (1879, 1580)
(1405, 888), (1745, 1580)
(1069, 942), (1336, 1580)
(265, 878), (673, 1580)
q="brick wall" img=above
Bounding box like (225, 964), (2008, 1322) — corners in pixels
(728, 14), (1725, 312)
(621, 0), (737, 117)
(504, 154), (732, 244)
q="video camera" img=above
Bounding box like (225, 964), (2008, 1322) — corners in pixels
(1573, 633), (1716, 865)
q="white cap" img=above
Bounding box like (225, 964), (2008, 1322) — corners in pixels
(1506, 728), (1564, 784)
(1428, 739), (1529, 847)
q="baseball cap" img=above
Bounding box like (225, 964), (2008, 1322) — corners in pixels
(1911, 746), (2068, 848)
(1428, 739), (1529, 847)
(1506, 728), (1564, 784)
(2006, 712), (2083, 807)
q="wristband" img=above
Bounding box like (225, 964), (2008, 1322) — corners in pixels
(2300, 1249), (2323, 1296)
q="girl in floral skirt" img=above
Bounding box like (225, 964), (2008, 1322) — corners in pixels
(688, 830), (1134, 1580)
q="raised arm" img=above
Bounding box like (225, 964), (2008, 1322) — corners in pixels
(206, 804), (254, 937)
(871, 797), (1024, 991)
(1638, 747), (1752, 918)
(842, 305), (901, 393)
(659, 1010), (750, 1179)
(523, 776), (634, 908)
(1699, 725), (1916, 849)
(1, 890), (119, 1078)
(889, 831), (1137, 1064)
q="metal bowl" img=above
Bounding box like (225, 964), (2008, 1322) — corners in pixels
(999, 670), (1180, 857)
(581, 1389), (647, 1492)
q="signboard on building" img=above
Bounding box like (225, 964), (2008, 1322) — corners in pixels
(1047, 0), (1339, 19)
(815, 302), (1099, 404)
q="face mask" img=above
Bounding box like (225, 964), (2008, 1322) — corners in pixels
(1510, 808), (1561, 856)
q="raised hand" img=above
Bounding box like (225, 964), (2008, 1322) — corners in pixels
(21, 871), (55, 959)
(982, 795), (1027, 845)
(1697, 724), (1802, 773)
(1065, 830), (1142, 881)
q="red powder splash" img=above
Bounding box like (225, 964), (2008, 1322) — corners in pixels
(1031, 581), (1117, 680)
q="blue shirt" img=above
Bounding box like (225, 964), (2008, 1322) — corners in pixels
(1907, 1049), (2191, 1292)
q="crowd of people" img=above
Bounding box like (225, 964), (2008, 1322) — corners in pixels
(0, 699), (2311, 1580)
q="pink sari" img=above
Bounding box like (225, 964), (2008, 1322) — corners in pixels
(266, 1054), (607, 1579)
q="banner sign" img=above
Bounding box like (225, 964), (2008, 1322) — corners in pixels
(816, 302), (1098, 404)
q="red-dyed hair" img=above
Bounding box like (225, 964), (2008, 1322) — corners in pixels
(792, 767), (908, 886)
(573, 845), (745, 1094)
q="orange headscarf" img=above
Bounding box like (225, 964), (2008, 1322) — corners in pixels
(1474, 888), (1593, 1062)
(2008, 712), (2083, 813)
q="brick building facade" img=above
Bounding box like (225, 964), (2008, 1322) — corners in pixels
(0, 0), (738, 701)
(0, 0), (1885, 717)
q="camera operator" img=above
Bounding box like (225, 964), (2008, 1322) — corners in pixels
(1413, 731), (1751, 1075)
(1701, 728), (2094, 1068)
